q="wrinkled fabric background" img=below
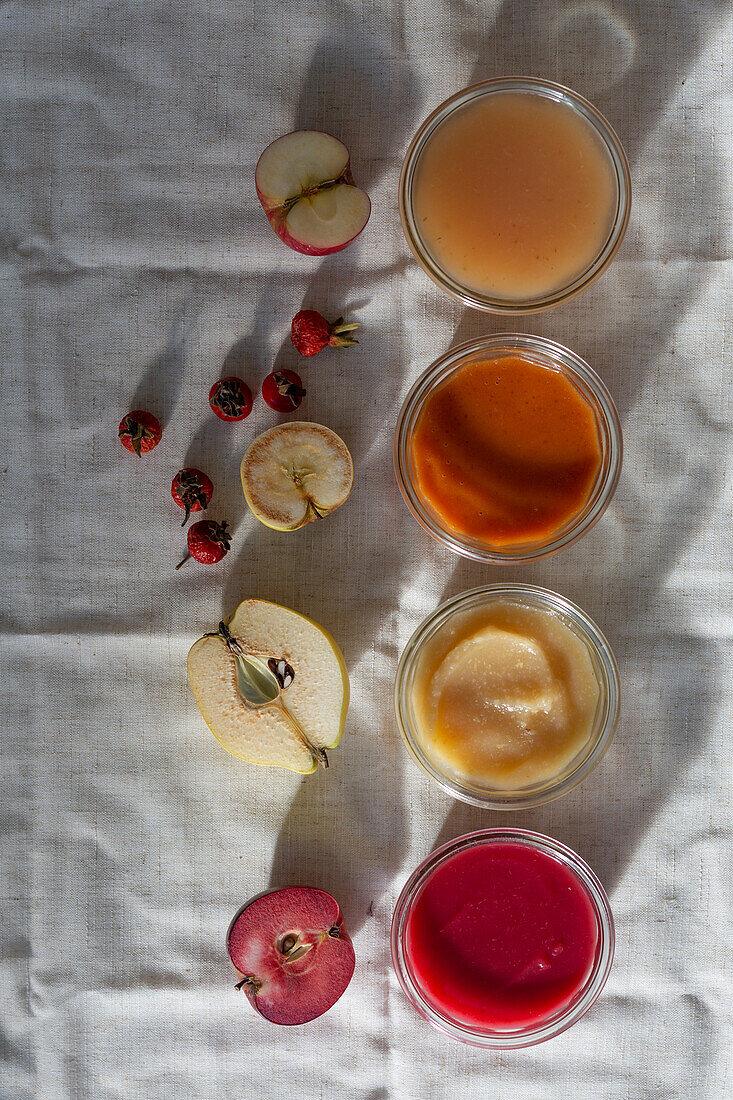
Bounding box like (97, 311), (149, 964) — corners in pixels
(2, 1), (731, 1097)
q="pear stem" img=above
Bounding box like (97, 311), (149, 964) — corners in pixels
(276, 699), (329, 769)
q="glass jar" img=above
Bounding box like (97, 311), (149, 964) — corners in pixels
(394, 332), (622, 564)
(394, 583), (620, 809)
(391, 828), (615, 1047)
(399, 77), (631, 313)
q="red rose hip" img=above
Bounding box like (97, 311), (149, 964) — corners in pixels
(171, 468), (214, 526)
(290, 310), (359, 357)
(209, 377), (253, 422)
(227, 887), (355, 1026)
(118, 410), (162, 456)
(175, 519), (231, 570)
(262, 369), (306, 412)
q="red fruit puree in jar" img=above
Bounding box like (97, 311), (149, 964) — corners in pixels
(405, 842), (598, 1030)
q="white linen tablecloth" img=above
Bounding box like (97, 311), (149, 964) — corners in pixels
(2, 1), (731, 1097)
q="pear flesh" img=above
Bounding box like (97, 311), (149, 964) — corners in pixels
(187, 599), (349, 774)
(241, 422), (353, 531)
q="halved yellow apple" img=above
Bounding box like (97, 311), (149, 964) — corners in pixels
(241, 422), (353, 531)
(187, 598), (349, 774)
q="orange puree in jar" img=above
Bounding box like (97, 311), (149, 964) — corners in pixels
(411, 355), (602, 546)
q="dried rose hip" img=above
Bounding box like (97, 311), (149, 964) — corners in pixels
(209, 377), (253, 422)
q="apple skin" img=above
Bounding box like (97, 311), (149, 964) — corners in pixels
(241, 484), (347, 533)
(227, 886), (356, 1025)
(255, 132), (371, 256)
(269, 212), (369, 257)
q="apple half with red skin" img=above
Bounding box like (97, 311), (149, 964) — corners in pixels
(255, 131), (371, 256)
(227, 887), (355, 1025)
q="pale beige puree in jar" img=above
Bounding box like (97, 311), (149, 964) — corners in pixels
(411, 599), (601, 789)
(412, 91), (617, 300)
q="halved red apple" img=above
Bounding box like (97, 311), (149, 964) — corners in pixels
(227, 887), (356, 1025)
(255, 130), (371, 255)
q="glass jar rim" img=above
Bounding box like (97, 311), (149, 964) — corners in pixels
(394, 332), (623, 564)
(393, 583), (621, 810)
(391, 827), (615, 1048)
(399, 76), (632, 314)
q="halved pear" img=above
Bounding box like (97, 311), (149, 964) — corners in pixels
(241, 422), (353, 531)
(187, 598), (349, 774)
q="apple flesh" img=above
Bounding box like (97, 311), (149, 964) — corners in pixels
(227, 887), (356, 1025)
(255, 130), (371, 255)
(241, 422), (353, 532)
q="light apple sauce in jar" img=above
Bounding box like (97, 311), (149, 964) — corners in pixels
(394, 584), (620, 808)
(411, 597), (600, 790)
